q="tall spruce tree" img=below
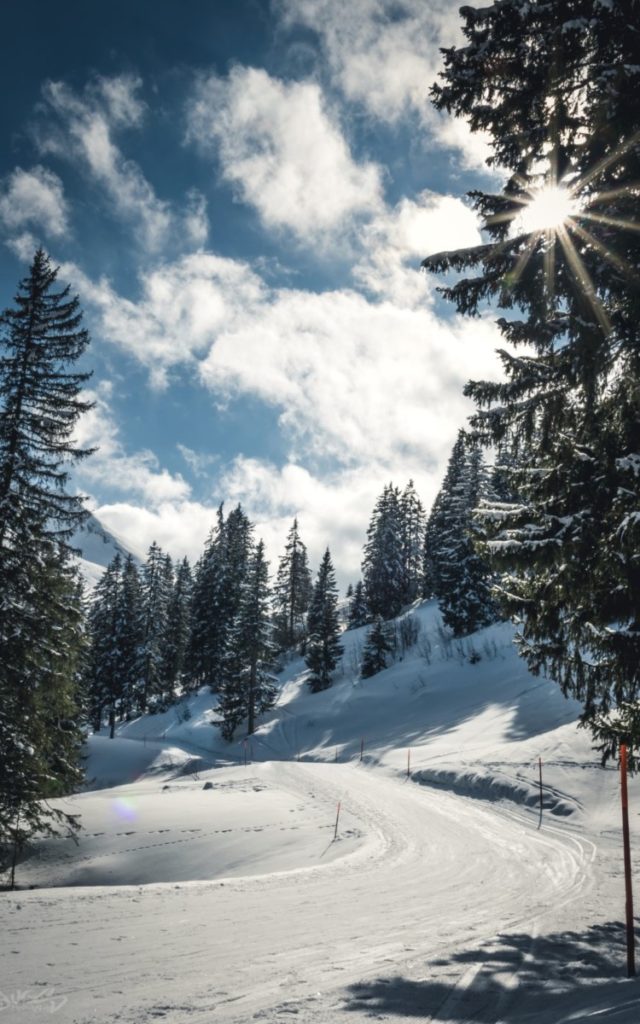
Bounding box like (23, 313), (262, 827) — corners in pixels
(362, 484), (404, 619)
(273, 518), (312, 652)
(140, 542), (171, 711)
(399, 480), (426, 604)
(425, 1), (640, 753)
(217, 540), (276, 740)
(347, 580), (369, 630)
(0, 250), (93, 862)
(161, 556), (192, 695)
(361, 616), (395, 678)
(306, 548), (343, 692)
(426, 432), (496, 636)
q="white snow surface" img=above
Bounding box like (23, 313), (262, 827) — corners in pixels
(2, 601), (640, 1023)
(71, 511), (138, 589)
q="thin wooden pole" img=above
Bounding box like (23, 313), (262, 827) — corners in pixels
(334, 800), (341, 841)
(407, 748), (411, 778)
(620, 744), (636, 977)
(360, 737), (364, 762)
(539, 757), (543, 813)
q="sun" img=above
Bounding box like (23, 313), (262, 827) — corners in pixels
(514, 184), (579, 235)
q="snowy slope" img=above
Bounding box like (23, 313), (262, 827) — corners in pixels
(71, 510), (138, 588)
(2, 601), (639, 1024)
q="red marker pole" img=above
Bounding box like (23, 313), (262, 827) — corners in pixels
(334, 800), (341, 841)
(620, 744), (636, 977)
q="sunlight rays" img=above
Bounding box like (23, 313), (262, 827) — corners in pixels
(484, 132), (640, 334)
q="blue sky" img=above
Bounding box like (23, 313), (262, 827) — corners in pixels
(0, 0), (504, 586)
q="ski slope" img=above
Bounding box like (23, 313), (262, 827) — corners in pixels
(2, 601), (639, 1023)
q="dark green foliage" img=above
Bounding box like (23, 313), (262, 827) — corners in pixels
(347, 580), (369, 629)
(273, 518), (312, 652)
(188, 504), (253, 690)
(361, 616), (395, 678)
(217, 540), (276, 740)
(426, 431), (497, 636)
(140, 542), (172, 711)
(306, 548), (343, 692)
(0, 250), (92, 866)
(362, 484), (406, 619)
(427, 0), (640, 753)
(161, 557), (192, 695)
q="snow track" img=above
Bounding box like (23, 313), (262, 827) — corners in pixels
(0, 759), (604, 1024)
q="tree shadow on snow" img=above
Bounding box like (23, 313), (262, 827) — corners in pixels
(344, 921), (640, 1022)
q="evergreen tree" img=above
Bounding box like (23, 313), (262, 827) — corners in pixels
(118, 554), (144, 719)
(188, 504), (253, 691)
(273, 518), (312, 651)
(188, 507), (226, 689)
(306, 548), (343, 692)
(86, 554), (123, 736)
(425, 1), (640, 751)
(361, 616), (395, 678)
(217, 540), (276, 740)
(399, 480), (426, 604)
(427, 432), (496, 636)
(362, 483), (404, 619)
(346, 580), (369, 629)
(0, 250), (93, 861)
(161, 557), (192, 695)
(140, 542), (171, 711)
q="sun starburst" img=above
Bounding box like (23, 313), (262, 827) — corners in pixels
(483, 135), (640, 333)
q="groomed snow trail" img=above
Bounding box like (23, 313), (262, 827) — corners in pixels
(0, 758), (600, 1024)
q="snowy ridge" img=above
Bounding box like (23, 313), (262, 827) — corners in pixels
(71, 511), (138, 587)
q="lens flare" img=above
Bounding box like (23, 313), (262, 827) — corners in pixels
(515, 185), (578, 234)
(111, 797), (138, 822)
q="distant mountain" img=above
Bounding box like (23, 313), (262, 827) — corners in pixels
(71, 512), (138, 588)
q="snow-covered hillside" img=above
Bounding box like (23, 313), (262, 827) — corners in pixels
(71, 511), (138, 588)
(2, 602), (639, 1023)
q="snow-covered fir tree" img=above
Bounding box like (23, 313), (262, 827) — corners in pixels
(273, 518), (312, 652)
(86, 554), (123, 735)
(161, 556), (193, 696)
(361, 616), (395, 678)
(346, 580), (369, 629)
(189, 504), (253, 690)
(426, 431), (497, 637)
(217, 540), (276, 740)
(140, 542), (172, 711)
(0, 250), (93, 859)
(306, 548), (343, 692)
(399, 480), (426, 604)
(425, 0), (640, 752)
(362, 483), (405, 619)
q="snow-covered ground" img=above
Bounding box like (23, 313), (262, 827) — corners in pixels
(2, 601), (639, 1023)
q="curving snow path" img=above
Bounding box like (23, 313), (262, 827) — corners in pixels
(3, 757), (628, 1024)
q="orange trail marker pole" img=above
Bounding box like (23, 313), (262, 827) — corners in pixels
(334, 800), (341, 841)
(620, 744), (636, 978)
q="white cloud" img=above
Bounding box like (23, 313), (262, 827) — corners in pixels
(199, 285), (502, 468)
(92, 499), (218, 565)
(63, 253), (266, 389)
(187, 66), (383, 240)
(36, 76), (208, 252)
(75, 385), (191, 506)
(277, 0), (493, 171)
(354, 190), (481, 306)
(0, 165), (69, 239)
